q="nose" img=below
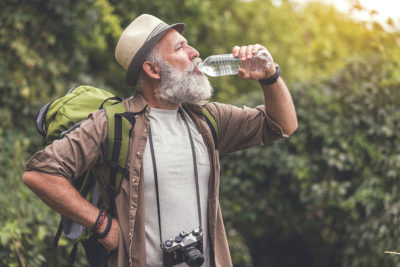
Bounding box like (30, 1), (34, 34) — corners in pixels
(188, 45), (200, 60)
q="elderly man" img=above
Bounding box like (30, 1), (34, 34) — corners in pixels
(23, 14), (297, 267)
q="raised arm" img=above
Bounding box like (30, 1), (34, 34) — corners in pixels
(232, 44), (298, 136)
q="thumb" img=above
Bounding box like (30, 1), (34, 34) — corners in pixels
(238, 68), (250, 79)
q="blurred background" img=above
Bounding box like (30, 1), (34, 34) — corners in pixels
(1, 0), (400, 266)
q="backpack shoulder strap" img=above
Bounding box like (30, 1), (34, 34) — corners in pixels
(103, 102), (136, 215)
(202, 107), (219, 149)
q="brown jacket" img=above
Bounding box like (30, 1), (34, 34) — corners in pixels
(25, 93), (285, 267)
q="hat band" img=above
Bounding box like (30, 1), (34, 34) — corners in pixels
(145, 22), (169, 43)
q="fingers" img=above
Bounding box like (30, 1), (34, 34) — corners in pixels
(232, 44), (266, 60)
(232, 44), (274, 80)
(239, 46), (247, 60)
(232, 46), (240, 57)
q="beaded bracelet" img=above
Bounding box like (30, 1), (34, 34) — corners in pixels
(92, 208), (105, 233)
(97, 213), (112, 239)
(96, 211), (106, 232)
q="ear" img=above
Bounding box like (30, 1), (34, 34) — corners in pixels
(142, 61), (161, 80)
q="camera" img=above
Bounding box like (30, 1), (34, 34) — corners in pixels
(161, 229), (204, 267)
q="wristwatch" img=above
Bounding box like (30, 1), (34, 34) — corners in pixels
(258, 63), (280, 86)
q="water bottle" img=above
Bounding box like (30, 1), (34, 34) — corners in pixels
(198, 50), (271, 77)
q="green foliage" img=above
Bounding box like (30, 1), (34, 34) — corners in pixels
(1, 0), (400, 266)
(0, 0), (122, 265)
(220, 55), (400, 266)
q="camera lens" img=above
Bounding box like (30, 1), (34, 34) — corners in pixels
(184, 246), (204, 267)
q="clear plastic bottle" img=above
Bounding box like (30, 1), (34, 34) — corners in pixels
(198, 50), (271, 77)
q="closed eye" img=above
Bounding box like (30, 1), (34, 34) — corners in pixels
(176, 40), (188, 51)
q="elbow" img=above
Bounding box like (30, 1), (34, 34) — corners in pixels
(284, 120), (298, 137)
(22, 171), (35, 188)
(23, 171), (42, 190)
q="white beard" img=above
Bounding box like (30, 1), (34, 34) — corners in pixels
(156, 57), (213, 105)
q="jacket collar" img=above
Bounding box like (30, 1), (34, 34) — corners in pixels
(124, 92), (208, 116)
(124, 92), (149, 114)
(182, 101), (206, 116)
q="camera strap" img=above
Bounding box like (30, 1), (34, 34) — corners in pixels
(148, 108), (203, 243)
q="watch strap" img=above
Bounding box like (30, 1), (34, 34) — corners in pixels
(259, 63), (280, 86)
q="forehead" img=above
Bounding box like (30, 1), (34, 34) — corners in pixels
(156, 29), (186, 51)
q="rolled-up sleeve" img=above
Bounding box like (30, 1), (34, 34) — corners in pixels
(205, 103), (286, 154)
(25, 109), (108, 179)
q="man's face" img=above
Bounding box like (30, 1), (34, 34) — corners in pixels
(149, 29), (213, 105)
(157, 29), (201, 72)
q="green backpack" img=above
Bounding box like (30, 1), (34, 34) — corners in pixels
(36, 85), (136, 266)
(36, 84), (219, 266)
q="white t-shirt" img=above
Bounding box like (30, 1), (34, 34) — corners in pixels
(143, 107), (211, 267)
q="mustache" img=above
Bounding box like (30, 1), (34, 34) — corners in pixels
(186, 57), (203, 72)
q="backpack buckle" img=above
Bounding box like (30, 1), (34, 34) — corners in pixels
(107, 184), (117, 196)
(109, 161), (129, 178)
(109, 161), (119, 170)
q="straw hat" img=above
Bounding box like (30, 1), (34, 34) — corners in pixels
(115, 14), (185, 86)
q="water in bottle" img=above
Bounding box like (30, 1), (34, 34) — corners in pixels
(197, 50), (271, 77)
